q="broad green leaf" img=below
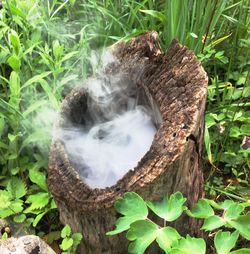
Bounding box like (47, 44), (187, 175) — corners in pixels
(140, 10), (165, 22)
(215, 231), (239, 254)
(61, 224), (71, 238)
(220, 200), (235, 210)
(230, 249), (250, 254)
(0, 199), (23, 218)
(29, 167), (48, 191)
(24, 192), (50, 213)
(7, 177), (27, 199)
(229, 212), (250, 240)
(72, 233), (83, 245)
(202, 215), (225, 231)
(169, 235), (206, 254)
(156, 227), (181, 252)
(60, 237), (73, 251)
(188, 199), (214, 218)
(0, 190), (11, 209)
(126, 220), (158, 254)
(106, 192), (148, 235)
(7, 54), (21, 71)
(147, 192), (186, 222)
(224, 204), (244, 220)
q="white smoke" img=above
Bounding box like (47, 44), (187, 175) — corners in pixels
(57, 50), (158, 188)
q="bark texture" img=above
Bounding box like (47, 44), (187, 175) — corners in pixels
(48, 31), (208, 254)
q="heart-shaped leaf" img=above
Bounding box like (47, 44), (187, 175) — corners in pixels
(147, 192), (186, 222)
(224, 204), (244, 220)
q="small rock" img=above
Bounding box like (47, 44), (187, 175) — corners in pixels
(0, 235), (56, 254)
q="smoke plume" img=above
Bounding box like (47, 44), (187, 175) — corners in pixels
(57, 51), (159, 188)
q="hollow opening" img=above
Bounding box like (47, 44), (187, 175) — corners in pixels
(57, 73), (162, 189)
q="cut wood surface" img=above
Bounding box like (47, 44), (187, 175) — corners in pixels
(48, 31), (208, 254)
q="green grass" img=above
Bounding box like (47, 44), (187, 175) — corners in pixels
(0, 0), (249, 251)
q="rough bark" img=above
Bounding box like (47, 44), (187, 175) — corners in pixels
(48, 31), (208, 254)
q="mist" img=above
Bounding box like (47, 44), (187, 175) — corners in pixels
(57, 51), (158, 188)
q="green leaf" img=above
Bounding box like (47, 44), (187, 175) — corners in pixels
(0, 190), (11, 209)
(147, 192), (186, 222)
(229, 212), (250, 240)
(29, 167), (48, 191)
(60, 237), (73, 251)
(7, 177), (27, 199)
(22, 71), (52, 89)
(0, 116), (5, 137)
(230, 249), (250, 254)
(7, 54), (21, 71)
(9, 71), (20, 107)
(140, 10), (166, 22)
(170, 235), (206, 254)
(202, 215), (225, 231)
(53, 40), (64, 60)
(9, 30), (21, 55)
(61, 225), (71, 238)
(126, 220), (158, 254)
(2, 232), (8, 240)
(33, 211), (47, 227)
(24, 192), (50, 213)
(0, 199), (23, 218)
(215, 231), (239, 254)
(224, 204), (244, 220)
(60, 51), (78, 63)
(204, 126), (213, 163)
(219, 200), (235, 210)
(156, 227), (181, 252)
(14, 214), (26, 223)
(72, 233), (83, 245)
(188, 199), (214, 218)
(106, 192), (148, 235)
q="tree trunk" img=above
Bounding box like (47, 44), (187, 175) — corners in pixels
(48, 31), (208, 254)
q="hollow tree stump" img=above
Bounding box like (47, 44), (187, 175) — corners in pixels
(48, 31), (208, 254)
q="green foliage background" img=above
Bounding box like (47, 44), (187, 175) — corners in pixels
(0, 0), (249, 252)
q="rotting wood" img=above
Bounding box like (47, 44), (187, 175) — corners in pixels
(48, 31), (208, 254)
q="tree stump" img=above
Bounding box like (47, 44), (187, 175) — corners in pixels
(48, 31), (208, 254)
